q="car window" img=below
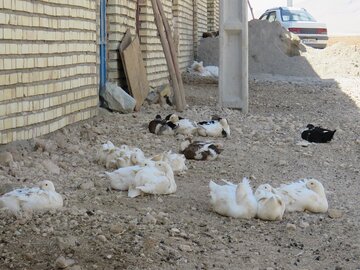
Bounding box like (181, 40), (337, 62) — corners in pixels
(281, 9), (316, 22)
(259, 13), (268, 20)
(267, 12), (277, 22)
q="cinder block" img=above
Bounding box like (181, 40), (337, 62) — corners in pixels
(28, 114), (36, 125)
(4, 89), (12, 100)
(7, 132), (13, 142)
(1, 134), (8, 144)
(16, 58), (24, 69)
(26, 128), (33, 139)
(65, 104), (71, 114)
(33, 17), (39, 27)
(16, 116), (24, 128)
(27, 85), (35, 96)
(4, 118), (13, 129)
(33, 100), (40, 110)
(22, 101), (30, 111)
(4, 58), (11, 70)
(0, 44), (5, 54)
(32, 71), (40, 82)
(9, 42), (17, 54)
(0, 104), (6, 116)
(44, 5), (52, 15)
(38, 112), (44, 122)
(16, 130), (25, 141)
(47, 57), (54, 66)
(41, 125), (49, 136)
(40, 44), (48, 53)
(9, 102), (17, 114)
(39, 17), (47, 27)
(4, 28), (11, 39)
(43, 98), (50, 108)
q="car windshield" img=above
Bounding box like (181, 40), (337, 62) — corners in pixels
(281, 9), (316, 22)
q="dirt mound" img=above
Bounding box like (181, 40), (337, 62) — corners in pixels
(196, 20), (360, 78)
(197, 36), (220, 66)
(249, 19), (305, 57)
(197, 20), (315, 77)
(248, 20), (317, 77)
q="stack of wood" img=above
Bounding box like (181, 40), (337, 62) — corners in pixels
(150, 0), (186, 111)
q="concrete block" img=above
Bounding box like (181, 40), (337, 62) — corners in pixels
(16, 116), (24, 128)
(22, 101), (30, 111)
(9, 102), (17, 114)
(28, 114), (36, 125)
(0, 90), (10, 105)
(4, 118), (13, 129)
(32, 71), (40, 82)
(27, 85), (35, 96)
(16, 58), (24, 69)
(4, 28), (11, 39)
(0, 104), (6, 115)
(0, 44), (5, 54)
(0, 13), (5, 24)
(4, 58), (11, 70)
(44, 98), (50, 108)
(16, 130), (25, 141)
(42, 125), (49, 135)
(38, 112), (45, 122)
(7, 132), (13, 142)
(27, 128), (33, 139)
(33, 100), (40, 110)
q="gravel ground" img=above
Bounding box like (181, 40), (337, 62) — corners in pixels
(0, 73), (359, 269)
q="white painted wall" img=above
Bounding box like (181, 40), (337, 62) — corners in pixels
(248, 0), (360, 35)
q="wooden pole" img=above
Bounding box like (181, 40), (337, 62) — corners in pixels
(247, 0), (255, 20)
(155, 0), (186, 107)
(150, 0), (184, 111)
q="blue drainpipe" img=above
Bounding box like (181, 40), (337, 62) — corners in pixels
(99, 0), (107, 95)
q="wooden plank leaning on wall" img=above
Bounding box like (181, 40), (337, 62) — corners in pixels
(150, 0), (186, 111)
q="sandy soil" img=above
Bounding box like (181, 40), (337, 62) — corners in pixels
(0, 72), (359, 269)
(328, 36), (360, 46)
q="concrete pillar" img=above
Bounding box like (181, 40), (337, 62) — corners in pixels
(219, 0), (248, 113)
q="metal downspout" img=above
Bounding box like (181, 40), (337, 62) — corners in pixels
(99, 0), (107, 95)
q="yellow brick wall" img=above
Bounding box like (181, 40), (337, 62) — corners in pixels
(207, 0), (219, 31)
(107, 0), (137, 83)
(0, 0), (98, 144)
(173, 0), (194, 71)
(107, 0), (209, 88)
(138, 0), (173, 88)
(197, 0), (208, 38)
(193, 0), (208, 58)
(107, 0), (172, 88)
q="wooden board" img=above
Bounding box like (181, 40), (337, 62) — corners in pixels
(119, 29), (132, 54)
(119, 29), (132, 93)
(120, 30), (149, 111)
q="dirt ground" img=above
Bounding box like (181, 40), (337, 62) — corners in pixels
(0, 69), (359, 269)
(328, 36), (360, 46)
